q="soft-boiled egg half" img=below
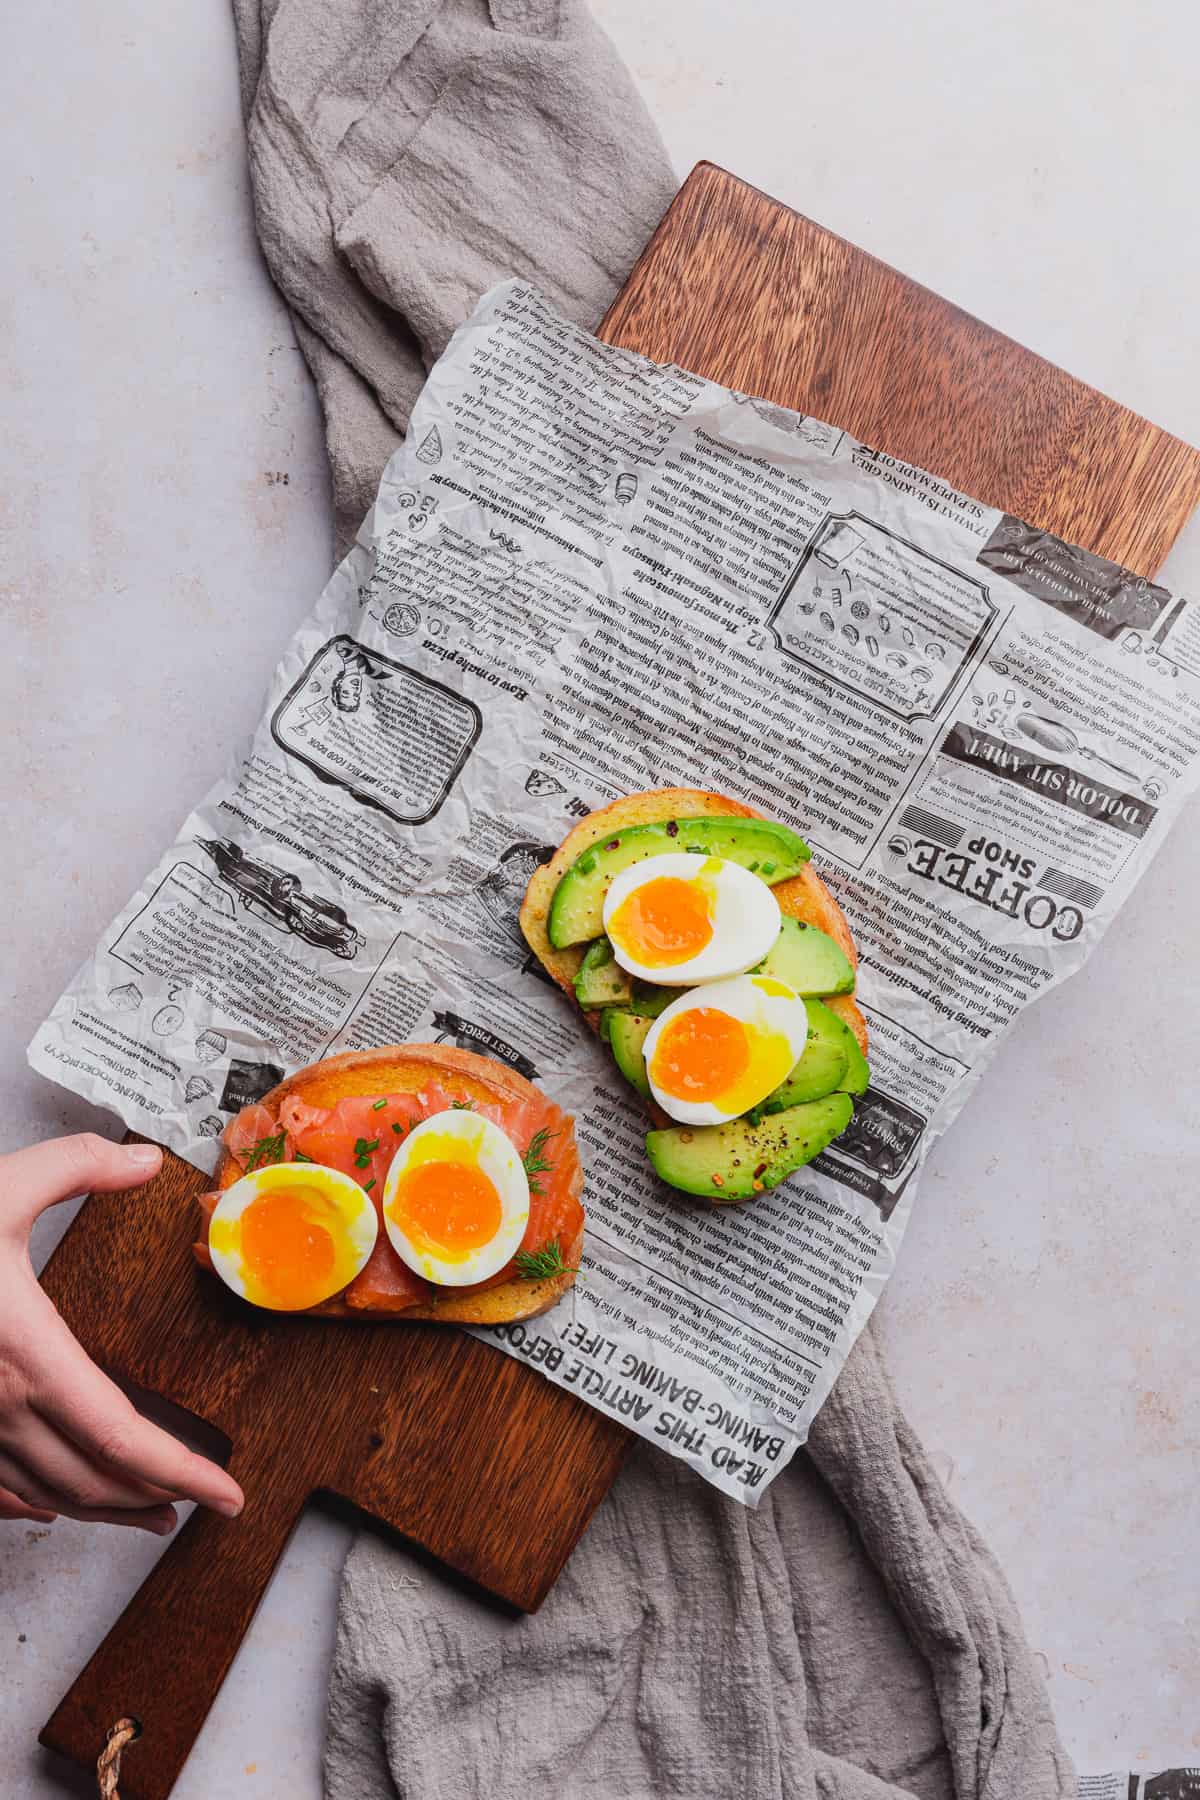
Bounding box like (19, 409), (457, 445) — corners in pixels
(382, 1108), (530, 1287)
(642, 973), (809, 1125)
(602, 854), (781, 985)
(208, 1162), (379, 1311)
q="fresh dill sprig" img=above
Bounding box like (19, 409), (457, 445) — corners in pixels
(520, 1126), (558, 1196)
(514, 1238), (576, 1281)
(239, 1130), (287, 1171)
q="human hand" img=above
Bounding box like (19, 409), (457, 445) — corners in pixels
(0, 1134), (244, 1533)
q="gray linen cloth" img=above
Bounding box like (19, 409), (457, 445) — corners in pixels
(230, 4), (1074, 1794)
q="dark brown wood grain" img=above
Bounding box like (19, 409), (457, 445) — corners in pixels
(40, 1141), (627, 1798)
(41, 160), (1200, 1798)
(601, 164), (1200, 578)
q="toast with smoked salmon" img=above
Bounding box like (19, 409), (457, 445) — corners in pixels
(194, 1044), (583, 1323)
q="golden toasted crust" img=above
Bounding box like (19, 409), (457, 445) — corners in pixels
(519, 788), (868, 1056)
(202, 1044), (581, 1326)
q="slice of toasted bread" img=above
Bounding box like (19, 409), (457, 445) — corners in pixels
(198, 1044), (582, 1325)
(519, 788), (868, 1055)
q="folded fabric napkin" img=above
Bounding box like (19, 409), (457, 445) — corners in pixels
(326, 1332), (1072, 1800)
(230, 4), (1072, 1793)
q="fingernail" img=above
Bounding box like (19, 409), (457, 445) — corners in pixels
(144, 1515), (175, 1536)
(126, 1144), (162, 1168)
(215, 1498), (242, 1519)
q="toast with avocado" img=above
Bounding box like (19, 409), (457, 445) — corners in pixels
(520, 789), (868, 1202)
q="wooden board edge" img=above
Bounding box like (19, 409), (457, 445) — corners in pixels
(600, 160), (1200, 573)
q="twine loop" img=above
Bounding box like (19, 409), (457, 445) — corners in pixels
(97, 1717), (140, 1799)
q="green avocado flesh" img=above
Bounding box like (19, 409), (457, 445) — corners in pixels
(753, 914), (855, 996)
(596, 979), (675, 1021)
(837, 1016), (870, 1097)
(606, 1011), (653, 1097)
(573, 937), (634, 1008)
(629, 981), (675, 1018)
(547, 816), (811, 949)
(759, 1000), (849, 1111)
(754, 1002), (869, 1115)
(646, 1094), (854, 1200)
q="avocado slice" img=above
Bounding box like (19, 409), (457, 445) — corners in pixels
(574, 938), (634, 1009)
(646, 1094), (854, 1200)
(606, 1011), (653, 1097)
(757, 1000), (850, 1112)
(547, 817), (811, 949)
(629, 980), (676, 1018)
(835, 1014), (870, 1096)
(754, 914), (855, 996)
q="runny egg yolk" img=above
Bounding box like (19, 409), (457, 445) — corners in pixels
(649, 1005), (796, 1115)
(608, 873), (715, 968)
(221, 1184), (337, 1311)
(650, 1006), (750, 1097)
(386, 1130), (503, 1261)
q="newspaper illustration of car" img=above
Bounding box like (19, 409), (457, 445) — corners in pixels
(195, 839), (364, 959)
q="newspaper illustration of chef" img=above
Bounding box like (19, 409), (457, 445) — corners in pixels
(30, 282), (1200, 1502)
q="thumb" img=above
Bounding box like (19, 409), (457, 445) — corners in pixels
(0, 1134), (163, 1231)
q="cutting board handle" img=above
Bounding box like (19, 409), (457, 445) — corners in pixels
(40, 1463), (305, 1800)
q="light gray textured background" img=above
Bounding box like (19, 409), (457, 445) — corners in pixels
(3, 2), (1197, 1793)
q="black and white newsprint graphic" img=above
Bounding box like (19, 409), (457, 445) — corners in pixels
(29, 283), (1200, 1502)
(1079, 1772), (1200, 1798)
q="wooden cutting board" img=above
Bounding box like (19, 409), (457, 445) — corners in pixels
(40, 160), (1200, 1799)
(602, 164), (1200, 578)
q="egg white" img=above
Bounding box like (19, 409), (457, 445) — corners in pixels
(381, 1108), (530, 1288)
(642, 972), (809, 1125)
(208, 1161), (379, 1311)
(602, 854), (781, 985)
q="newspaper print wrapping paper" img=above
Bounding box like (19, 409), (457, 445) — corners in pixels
(1079, 1775), (1200, 1798)
(31, 282), (1200, 1501)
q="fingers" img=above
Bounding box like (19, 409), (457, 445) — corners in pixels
(36, 1319), (243, 1518)
(0, 1448), (171, 1531)
(0, 1483), (57, 1524)
(71, 1504), (176, 1533)
(0, 1449), (177, 1534)
(18, 1409), (177, 1513)
(0, 1134), (162, 1230)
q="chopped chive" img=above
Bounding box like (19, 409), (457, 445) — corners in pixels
(391, 1121), (405, 1135)
(372, 1098), (386, 1111)
(364, 1178), (376, 1192)
(238, 1130), (287, 1171)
